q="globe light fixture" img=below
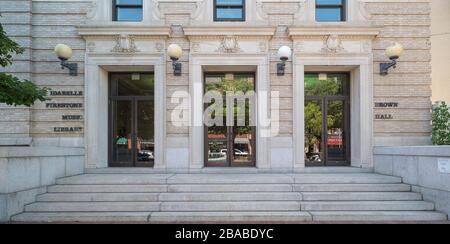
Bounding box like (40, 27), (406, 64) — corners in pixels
(54, 44), (78, 76)
(167, 44), (183, 76)
(380, 42), (404, 76)
(277, 46), (292, 76)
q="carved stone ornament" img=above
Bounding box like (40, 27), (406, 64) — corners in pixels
(87, 42), (96, 53)
(86, 0), (97, 20)
(111, 35), (139, 53)
(321, 34), (345, 54)
(192, 42), (201, 53)
(216, 36), (242, 53)
(155, 42), (164, 52)
(258, 42), (267, 53)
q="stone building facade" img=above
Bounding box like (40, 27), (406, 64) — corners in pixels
(0, 0), (433, 171)
(431, 0), (450, 103)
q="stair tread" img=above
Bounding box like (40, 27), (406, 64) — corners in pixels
(310, 211), (448, 221)
(11, 173), (447, 222)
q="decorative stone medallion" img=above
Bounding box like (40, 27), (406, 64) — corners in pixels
(191, 42), (201, 53)
(321, 34), (345, 54)
(155, 42), (164, 52)
(216, 36), (242, 53)
(111, 35), (139, 53)
(258, 42), (267, 53)
(86, 0), (97, 20)
(87, 42), (96, 53)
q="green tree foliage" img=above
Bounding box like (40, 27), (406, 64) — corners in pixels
(304, 75), (344, 147)
(432, 102), (450, 145)
(205, 77), (254, 135)
(0, 23), (48, 106)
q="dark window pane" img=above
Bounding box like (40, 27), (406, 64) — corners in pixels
(116, 0), (142, 5)
(117, 7), (142, 21)
(216, 8), (243, 20)
(316, 8), (342, 22)
(111, 73), (154, 96)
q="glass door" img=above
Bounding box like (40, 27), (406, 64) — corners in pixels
(305, 73), (350, 166)
(110, 99), (134, 166)
(204, 73), (256, 167)
(109, 73), (155, 167)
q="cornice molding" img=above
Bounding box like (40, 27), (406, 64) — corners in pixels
(78, 24), (171, 38)
(288, 24), (380, 40)
(183, 26), (277, 40)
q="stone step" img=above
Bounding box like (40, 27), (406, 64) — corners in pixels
(166, 174), (294, 184)
(47, 185), (168, 193)
(168, 184), (293, 192)
(301, 201), (435, 211)
(292, 174), (402, 184)
(160, 201), (301, 212)
(294, 183), (411, 192)
(12, 210), (447, 223)
(302, 192), (422, 201)
(11, 212), (151, 222)
(36, 193), (160, 202)
(54, 173), (401, 185)
(159, 192), (302, 201)
(56, 174), (171, 185)
(149, 211), (312, 223)
(36, 192), (303, 202)
(295, 167), (373, 173)
(25, 202), (160, 212)
(309, 211), (448, 222)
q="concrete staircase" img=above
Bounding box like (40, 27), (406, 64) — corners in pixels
(11, 171), (448, 223)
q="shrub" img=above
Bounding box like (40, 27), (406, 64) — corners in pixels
(432, 102), (450, 145)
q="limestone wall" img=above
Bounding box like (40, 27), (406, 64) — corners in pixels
(431, 0), (450, 103)
(0, 0), (434, 154)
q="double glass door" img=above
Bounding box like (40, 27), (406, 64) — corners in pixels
(109, 73), (155, 167)
(204, 73), (256, 167)
(304, 73), (350, 166)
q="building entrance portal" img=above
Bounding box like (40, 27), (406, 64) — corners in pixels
(204, 73), (256, 167)
(305, 73), (351, 167)
(109, 73), (155, 167)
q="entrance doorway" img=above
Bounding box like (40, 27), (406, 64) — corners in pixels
(304, 73), (350, 166)
(109, 73), (155, 167)
(204, 73), (256, 167)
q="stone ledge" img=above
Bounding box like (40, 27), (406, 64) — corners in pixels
(78, 24), (171, 37)
(0, 147), (84, 158)
(374, 146), (450, 157)
(0, 137), (32, 146)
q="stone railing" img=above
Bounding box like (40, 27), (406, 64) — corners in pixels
(0, 146), (85, 221)
(374, 146), (450, 216)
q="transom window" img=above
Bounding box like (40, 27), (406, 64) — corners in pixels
(214, 0), (245, 22)
(315, 0), (346, 22)
(113, 0), (143, 22)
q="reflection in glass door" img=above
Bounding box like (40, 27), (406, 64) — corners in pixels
(109, 73), (155, 167)
(304, 73), (350, 166)
(204, 73), (256, 167)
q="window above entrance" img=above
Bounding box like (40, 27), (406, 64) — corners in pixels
(315, 0), (346, 22)
(214, 0), (246, 22)
(110, 73), (155, 96)
(113, 0), (143, 22)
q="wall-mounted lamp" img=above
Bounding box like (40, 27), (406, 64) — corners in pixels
(277, 46), (292, 76)
(380, 43), (404, 76)
(167, 44), (182, 76)
(54, 44), (78, 76)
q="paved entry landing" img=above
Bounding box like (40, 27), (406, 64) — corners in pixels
(11, 171), (448, 223)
